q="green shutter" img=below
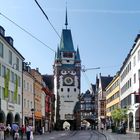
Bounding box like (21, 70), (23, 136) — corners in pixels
(14, 75), (18, 103)
(4, 69), (10, 99)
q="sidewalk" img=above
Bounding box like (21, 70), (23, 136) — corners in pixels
(101, 129), (139, 140)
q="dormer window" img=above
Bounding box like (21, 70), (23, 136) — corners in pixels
(0, 26), (5, 36)
(63, 52), (73, 58)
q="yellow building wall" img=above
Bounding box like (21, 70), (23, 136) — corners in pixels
(106, 76), (120, 117)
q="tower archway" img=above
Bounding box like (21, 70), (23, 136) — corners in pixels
(63, 121), (70, 130)
(128, 112), (133, 131)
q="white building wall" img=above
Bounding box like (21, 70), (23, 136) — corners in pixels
(0, 29), (24, 123)
(23, 72), (34, 125)
(120, 35), (140, 132)
(58, 75), (79, 120)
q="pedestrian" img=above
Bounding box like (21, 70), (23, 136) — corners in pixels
(0, 123), (5, 140)
(6, 124), (11, 137)
(101, 123), (104, 133)
(21, 125), (25, 140)
(30, 129), (33, 140)
(122, 121), (127, 134)
(26, 124), (32, 140)
(14, 128), (19, 140)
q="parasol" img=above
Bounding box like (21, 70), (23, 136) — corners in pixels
(12, 123), (19, 131)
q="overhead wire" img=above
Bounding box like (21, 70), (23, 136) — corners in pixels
(81, 65), (120, 90)
(0, 12), (56, 53)
(34, 0), (61, 39)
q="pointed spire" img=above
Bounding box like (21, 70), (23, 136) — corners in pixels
(76, 47), (81, 61)
(57, 45), (60, 59)
(65, 5), (68, 29)
(55, 45), (60, 60)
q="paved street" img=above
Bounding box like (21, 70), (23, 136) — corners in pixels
(99, 129), (139, 140)
(5, 130), (106, 140)
(4, 130), (139, 140)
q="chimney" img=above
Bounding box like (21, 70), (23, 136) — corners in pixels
(36, 67), (39, 72)
(0, 26), (5, 36)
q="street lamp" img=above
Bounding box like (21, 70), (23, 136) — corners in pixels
(31, 108), (34, 126)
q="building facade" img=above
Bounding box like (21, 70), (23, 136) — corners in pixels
(54, 11), (81, 130)
(42, 74), (55, 132)
(0, 26), (24, 125)
(80, 89), (96, 129)
(23, 63), (34, 126)
(97, 73), (113, 130)
(30, 68), (43, 131)
(120, 34), (140, 132)
(105, 73), (120, 128)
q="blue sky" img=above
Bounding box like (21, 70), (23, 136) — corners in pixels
(1, 0), (140, 92)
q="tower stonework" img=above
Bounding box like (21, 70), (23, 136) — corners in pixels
(54, 14), (81, 130)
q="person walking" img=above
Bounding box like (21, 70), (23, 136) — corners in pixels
(26, 124), (32, 140)
(101, 123), (104, 133)
(0, 123), (5, 140)
(6, 124), (11, 137)
(20, 125), (25, 140)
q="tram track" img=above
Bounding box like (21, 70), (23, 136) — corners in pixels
(37, 130), (107, 140)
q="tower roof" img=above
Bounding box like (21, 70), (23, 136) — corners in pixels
(60, 29), (75, 52)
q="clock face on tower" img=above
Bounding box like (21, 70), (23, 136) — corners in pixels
(64, 76), (74, 85)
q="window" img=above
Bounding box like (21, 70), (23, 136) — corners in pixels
(138, 69), (140, 79)
(27, 100), (29, 108)
(0, 42), (3, 58)
(30, 101), (33, 109)
(27, 82), (29, 91)
(8, 90), (10, 102)
(18, 94), (20, 105)
(74, 88), (76, 92)
(14, 74), (17, 84)
(11, 71), (14, 83)
(2, 87), (4, 99)
(134, 73), (136, 83)
(63, 52), (73, 58)
(0, 63), (1, 76)
(24, 99), (26, 107)
(11, 91), (14, 103)
(133, 56), (136, 66)
(16, 57), (19, 70)
(18, 76), (20, 87)
(9, 50), (12, 65)
(2, 65), (6, 77)
(138, 50), (140, 61)
(0, 86), (1, 98)
(67, 88), (70, 92)
(61, 88), (63, 92)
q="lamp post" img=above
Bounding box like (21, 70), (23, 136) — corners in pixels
(31, 108), (34, 126)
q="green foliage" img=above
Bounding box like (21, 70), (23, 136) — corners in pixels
(14, 75), (18, 103)
(4, 69), (10, 99)
(111, 108), (128, 126)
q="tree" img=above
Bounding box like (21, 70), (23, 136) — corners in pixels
(111, 108), (128, 127)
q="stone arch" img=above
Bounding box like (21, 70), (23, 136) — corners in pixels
(6, 112), (13, 125)
(63, 121), (70, 130)
(0, 110), (5, 123)
(128, 112), (133, 131)
(15, 113), (20, 125)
